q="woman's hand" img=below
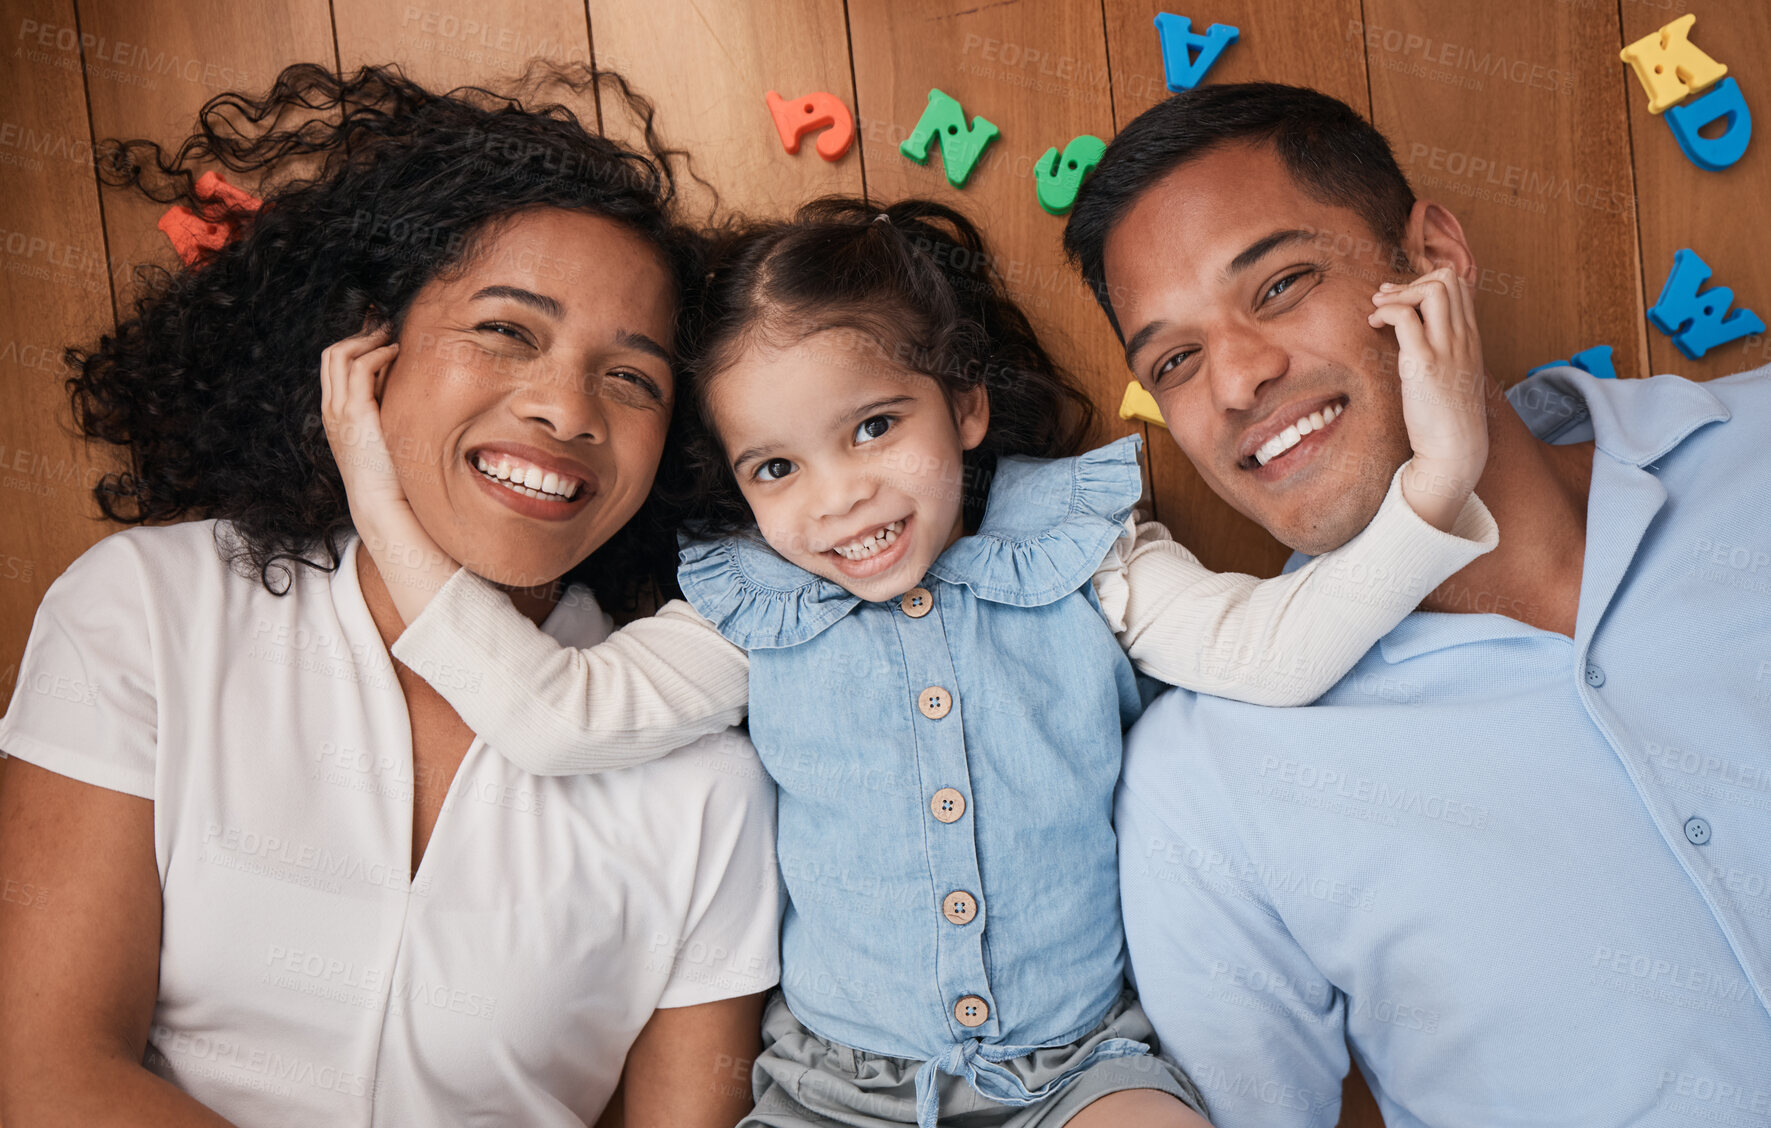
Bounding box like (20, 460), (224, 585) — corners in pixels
(1368, 266), (1491, 532)
(320, 327), (459, 627)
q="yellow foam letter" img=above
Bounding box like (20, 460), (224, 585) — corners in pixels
(1619, 14), (1726, 115)
(1119, 381), (1167, 428)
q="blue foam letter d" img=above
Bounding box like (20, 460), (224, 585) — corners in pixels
(1664, 77), (1752, 171)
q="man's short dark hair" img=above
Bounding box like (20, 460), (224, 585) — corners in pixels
(1064, 82), (1416, 337)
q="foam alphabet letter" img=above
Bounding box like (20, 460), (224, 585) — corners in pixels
(1647, 248), (1766, 360)
(1119, 381), (1167, 428)
(1034, 134), (1107, 216)
(1568, 345), (1617, 379)
(765, 90), (855, 161)
(899, 88), (1000, 187)
(1528, 345), (1616, 380)
(1663, 76), (1752, 171)
(156, 170), (263, 266)
(1154, 13), (1240, 93)
(1619, 13), (1727, 115)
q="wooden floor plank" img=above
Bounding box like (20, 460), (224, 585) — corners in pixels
(587, 0), (860, 222)
(1620, 0), (1771, 381)
(1363, 0), (1642, 389)
(333, 0), (591, 94)
(0, 0), (117, 695)
(74, 0), (336, 316)
(845, 0), (1131, 504)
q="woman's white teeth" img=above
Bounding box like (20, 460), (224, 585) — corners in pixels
(834, 520), (904, 560)
(1255, 402), (1343, 467)
(473, 453), (581, 500)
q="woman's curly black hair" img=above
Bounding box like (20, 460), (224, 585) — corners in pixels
(673, 196), (1098, 534)
(67, 61), (705, 605)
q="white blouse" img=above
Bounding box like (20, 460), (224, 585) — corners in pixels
(0, 521), (781, 1126)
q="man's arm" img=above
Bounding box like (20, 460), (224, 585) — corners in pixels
(0, 758), (237, 1126)
(615, 994), (765, 1128)
(1116, 783), (1349, 1128)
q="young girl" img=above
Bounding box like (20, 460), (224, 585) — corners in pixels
(321, 198), (1494, 1127)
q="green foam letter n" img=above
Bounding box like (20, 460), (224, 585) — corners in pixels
(899, 88), (1000, 187)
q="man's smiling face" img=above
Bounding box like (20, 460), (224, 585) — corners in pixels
(1103, 142), (1417, 555)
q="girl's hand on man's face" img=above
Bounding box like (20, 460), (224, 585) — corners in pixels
(1368, 266), (1491, 532)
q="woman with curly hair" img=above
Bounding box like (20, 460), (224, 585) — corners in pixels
(0, 63), (778, 1127)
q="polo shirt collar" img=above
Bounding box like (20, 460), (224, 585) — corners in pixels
(1507, 366), (1730, 466)
(1374, 368), (1731, 665)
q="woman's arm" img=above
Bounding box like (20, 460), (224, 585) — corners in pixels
(0, 758), (236, 1127)
(615, 993), (766, 1128)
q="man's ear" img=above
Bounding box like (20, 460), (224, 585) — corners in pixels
(955, 384), (990, 452)
(1401, 200), (1477, 284)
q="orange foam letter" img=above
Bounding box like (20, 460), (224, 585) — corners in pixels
(765, 90), (855, 161)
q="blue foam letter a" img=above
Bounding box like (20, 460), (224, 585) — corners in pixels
(1154, 14), (1240, 93)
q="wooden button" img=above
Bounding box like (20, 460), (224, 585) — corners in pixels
(953, 995), (989, 1027)
(942, 890), (978, 925)
(930, 788), (965, 823)
(899, 586), (933, 618)
(917, 686), (953, 720)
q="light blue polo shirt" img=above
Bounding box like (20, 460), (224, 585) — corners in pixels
(1116, 365), (1771, 1127)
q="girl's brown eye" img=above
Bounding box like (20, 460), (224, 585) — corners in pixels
(854, 415), (893, 443)
(755, 457), (796, 482)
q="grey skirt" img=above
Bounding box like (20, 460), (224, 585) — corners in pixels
(738, 989), (1205, 1127)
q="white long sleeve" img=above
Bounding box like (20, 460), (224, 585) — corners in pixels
(1091, 460), (1498, 706)
(389, 567), (747, 776)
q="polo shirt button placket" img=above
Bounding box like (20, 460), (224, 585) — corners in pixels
(1584, 662), (1605, 688)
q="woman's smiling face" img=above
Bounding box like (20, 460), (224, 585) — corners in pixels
(376, 207), (678, 591)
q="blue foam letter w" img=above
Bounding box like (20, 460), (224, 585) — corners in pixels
(1154, 13), (1240, 93)
(1648, 248), (1766, 360)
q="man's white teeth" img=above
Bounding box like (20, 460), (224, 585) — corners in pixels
(834, 519), (905, 560)
(473, 453), (581, 500)
(1255, 402), (1343, 467)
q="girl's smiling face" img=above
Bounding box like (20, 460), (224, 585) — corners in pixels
(711, 329), (989, 603)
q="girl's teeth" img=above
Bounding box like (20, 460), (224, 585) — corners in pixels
(835, 520), (904, 559)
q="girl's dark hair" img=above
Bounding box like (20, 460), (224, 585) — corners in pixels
(675, 196), (1097, 534)
(1065, 82), (1416, 338)
(68, 61), (704, 605)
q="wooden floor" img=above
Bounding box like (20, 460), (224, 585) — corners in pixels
(2, 1), (1769, 1123)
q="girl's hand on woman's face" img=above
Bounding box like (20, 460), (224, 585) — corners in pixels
(321, 326), (407, 524)
(321, 326), (459, 625)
